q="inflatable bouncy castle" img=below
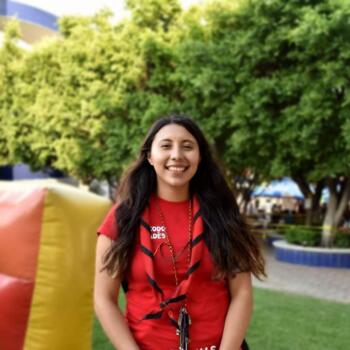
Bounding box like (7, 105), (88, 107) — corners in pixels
(0, 181), (111, 350)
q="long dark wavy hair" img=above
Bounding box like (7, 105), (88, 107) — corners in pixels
(103, 115), (266, 280)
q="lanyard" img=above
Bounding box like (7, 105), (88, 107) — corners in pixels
(155, 198), (193, 350)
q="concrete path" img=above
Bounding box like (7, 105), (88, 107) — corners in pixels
(253, 246), (350, 303)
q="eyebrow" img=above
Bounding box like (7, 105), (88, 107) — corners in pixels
(159, 138), (195, 143)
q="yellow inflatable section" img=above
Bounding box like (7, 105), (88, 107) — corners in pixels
(0, 180), (111, 350)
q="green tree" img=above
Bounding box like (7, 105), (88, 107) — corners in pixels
(126, 0), (181, 30)
(3, 1), (182, 190)
(152, 0), (350, 241)
(15, 10), (144, 183)
(165, 1), (270, 205)
(3, 0), (350, 247)
(210, 0), (350, 245)
(0, 20), (24, 165)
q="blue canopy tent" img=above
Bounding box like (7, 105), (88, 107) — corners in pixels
(252, 178), (304, 200)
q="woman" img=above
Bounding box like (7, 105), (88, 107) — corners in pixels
(94, 115), (265, 350)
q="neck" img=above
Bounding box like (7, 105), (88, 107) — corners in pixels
(156, 185), (190, 202)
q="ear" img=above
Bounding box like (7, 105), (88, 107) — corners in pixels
(147, 153), (153, 166)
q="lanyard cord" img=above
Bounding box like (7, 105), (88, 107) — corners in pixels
(154, 197), (193, 287)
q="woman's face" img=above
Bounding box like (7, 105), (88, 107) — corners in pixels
(148, 124), (201, 197)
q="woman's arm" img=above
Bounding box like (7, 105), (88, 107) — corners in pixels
(94, 235), (140, 350)
(219, 272), (253, 350)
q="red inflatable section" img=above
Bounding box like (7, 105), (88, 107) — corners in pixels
(0, 188), (45, 279)
(0, 274), (34, 350)
(0, 187), (45, 350)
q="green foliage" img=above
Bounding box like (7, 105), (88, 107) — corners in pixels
(2, 0), (350, 201)
(0, 20), (24, 165)
(173, 0), (350, 243)
(285, 226), (321, 246)
(2, 7), (180, 182)
(126, 0), (181, 30)
(168, 0), (350, 189)
(334, 231), (350, 248)
(219, 0), (350, 180)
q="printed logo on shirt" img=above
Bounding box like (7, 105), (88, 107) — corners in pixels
(150, 225), (166, 239)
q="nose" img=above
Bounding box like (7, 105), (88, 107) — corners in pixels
(170, 145), (183, 160)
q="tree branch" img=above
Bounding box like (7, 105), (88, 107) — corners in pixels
(292, 174), (312, 198)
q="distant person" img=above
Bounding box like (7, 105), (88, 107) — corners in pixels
(297, 201), (305, 214)
(282, 209), (294, 225)
(94, 115), (265, 350)
(271, 204), (281, 224)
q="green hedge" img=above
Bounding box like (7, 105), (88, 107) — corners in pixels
(285, 226), (321, 247)
(334, 232), (350, 248)
(285, 226), (350, 248)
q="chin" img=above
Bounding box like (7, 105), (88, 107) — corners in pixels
(157, 171), (196, 190)
(167, 180), (190, 188)
(161, 176), (192, 189)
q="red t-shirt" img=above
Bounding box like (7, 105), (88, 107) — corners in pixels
(98, 195), (230, 350)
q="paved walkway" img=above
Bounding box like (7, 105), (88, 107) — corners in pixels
(252, 246), (350, 303)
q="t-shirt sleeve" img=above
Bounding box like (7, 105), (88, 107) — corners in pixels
(97, 204), (118, 240)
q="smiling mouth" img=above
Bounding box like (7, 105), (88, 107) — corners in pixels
(165, 165), (188, 173)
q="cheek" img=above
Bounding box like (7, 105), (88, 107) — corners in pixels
(149, 150), (165, 166)
(151, 156), (168, 174)
(190, 153), (201, 168)
(186, 159), (200, 178)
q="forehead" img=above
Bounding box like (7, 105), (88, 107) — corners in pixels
(153, 124), (197, 142)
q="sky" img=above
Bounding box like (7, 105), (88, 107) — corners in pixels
(15, 0), (204, 20)
(0, 1), (202, 48)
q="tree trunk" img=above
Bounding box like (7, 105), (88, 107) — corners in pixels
(232, 171), (258, 214)
(307, 180), (324, 225)
(292, 175), (324, 226)
(334, 178), (350, 226)
(322, 186), (337, 247)
(322, 177), (350, 247)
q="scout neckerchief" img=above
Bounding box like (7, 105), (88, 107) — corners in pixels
(139, 195), (204, 349)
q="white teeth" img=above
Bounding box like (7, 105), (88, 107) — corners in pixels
(167, 166), (186, 172)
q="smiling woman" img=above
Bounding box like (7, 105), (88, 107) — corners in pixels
(147, 124), (201, 202)
(94, 115), (266, 350)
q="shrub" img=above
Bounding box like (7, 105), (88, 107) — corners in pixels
(285, 226), (321, 247)
(334, 232), (350, 248)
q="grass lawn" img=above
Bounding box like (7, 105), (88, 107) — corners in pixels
(93, 288), (350, 349)
(247, 288), (350, 349)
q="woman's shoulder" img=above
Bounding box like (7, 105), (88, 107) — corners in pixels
(97, 203), (118, 240)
